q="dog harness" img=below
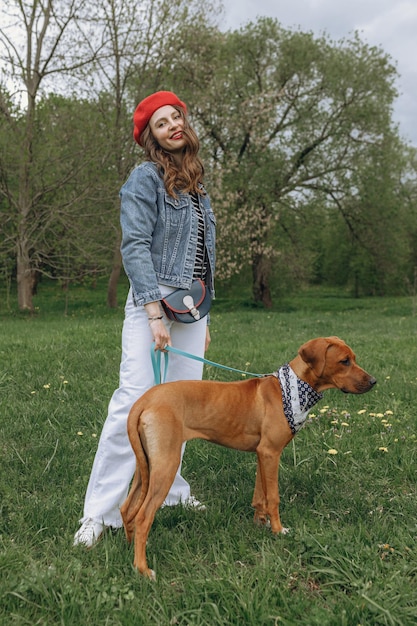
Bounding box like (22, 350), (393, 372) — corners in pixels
(276, 363), (323, 434)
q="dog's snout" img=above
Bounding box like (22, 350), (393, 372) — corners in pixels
(369, 377), (377, 387)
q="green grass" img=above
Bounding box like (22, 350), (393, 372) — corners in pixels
(1, 283), (417, 625)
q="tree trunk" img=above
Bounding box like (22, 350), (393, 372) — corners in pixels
(252, 252), (273, 308)
(17, 162), (35, 311)
(17, 82), (36, 311)
(107, 237), (122, 308)
(16, 243), (34, 311)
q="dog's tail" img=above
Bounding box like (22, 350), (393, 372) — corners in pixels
(124, 402), (150, 526)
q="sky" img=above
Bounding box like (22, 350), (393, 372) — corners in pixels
(220, 0), (417, 146)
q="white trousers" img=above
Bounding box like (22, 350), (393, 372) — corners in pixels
(80, 286), (207, 528)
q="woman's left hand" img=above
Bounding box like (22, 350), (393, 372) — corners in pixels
(205, 326), (211, 352)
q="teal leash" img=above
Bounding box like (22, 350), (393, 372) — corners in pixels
(151, 343), (264, 384)
(151, 346), (169, 385)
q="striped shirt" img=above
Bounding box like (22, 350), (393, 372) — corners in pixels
(191, 193), (208, 281)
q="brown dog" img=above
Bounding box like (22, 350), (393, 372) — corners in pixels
(121, 336), (376, 579)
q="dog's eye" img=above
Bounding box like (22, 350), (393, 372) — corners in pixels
(340, 358), (350, 366)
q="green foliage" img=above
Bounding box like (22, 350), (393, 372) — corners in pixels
(1, 284), (416, 625)
(1, 7), (417, 307)
(160, 17), (415, 300)
(33, 95), (118, 276)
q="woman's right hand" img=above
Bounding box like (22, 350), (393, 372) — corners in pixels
(144, 301), (171, 351)
(149, 318), (171, 351)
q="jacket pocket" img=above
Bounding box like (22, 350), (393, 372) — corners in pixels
(165, 193), (189, 226)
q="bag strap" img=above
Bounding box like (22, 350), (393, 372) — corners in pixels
(150, 343), (263, 385)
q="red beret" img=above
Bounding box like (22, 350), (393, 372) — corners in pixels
(133, 91), (187, 145)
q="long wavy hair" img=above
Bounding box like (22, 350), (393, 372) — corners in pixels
(141, 107), (205, 198)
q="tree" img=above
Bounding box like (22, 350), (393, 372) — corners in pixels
(34, 94), (116, 282)
(0, 0), (104, 310)
(402, 149), (417, 296)
(163, 18), (401, 306)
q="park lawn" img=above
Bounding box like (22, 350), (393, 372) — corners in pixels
(1, 284), (416, 625)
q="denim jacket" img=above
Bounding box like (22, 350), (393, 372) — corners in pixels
(120, 162), (216, 306)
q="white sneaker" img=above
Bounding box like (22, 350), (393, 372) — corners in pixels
(184, 495), (206, 511)
(160, 495), (207, 510)
(73, 518), (105, 548)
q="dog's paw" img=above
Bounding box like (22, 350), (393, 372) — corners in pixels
(280, 527), (290, 535)
(143, 568), (156, 581)
(254, 513), (269, 527)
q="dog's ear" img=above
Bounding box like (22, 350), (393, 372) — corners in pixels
(298, 337), (337, 376)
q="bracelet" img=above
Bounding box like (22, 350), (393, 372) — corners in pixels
(148, 315), (163, 323)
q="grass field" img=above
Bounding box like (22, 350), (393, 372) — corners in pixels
(1, 282), (416, 625)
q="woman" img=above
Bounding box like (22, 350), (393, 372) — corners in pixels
(74, 91), (216, 548)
